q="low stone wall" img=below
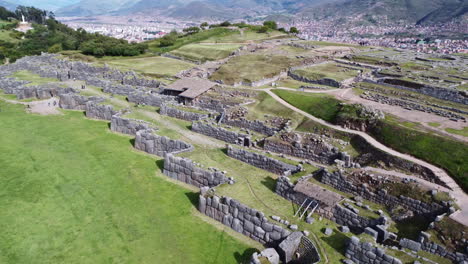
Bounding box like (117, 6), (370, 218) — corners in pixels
(110, 116), (152, 136)
(160, 104), (210, 121)
(85, 102), (116, 121)
(191, 121), (251, 147)
(127, 91), (177, 107)
(199, 193), (291, 244)
(59, 94), (104, 110)
(345, 236), (403, 264)
(227, 145), (301, 175)
(163, 154), (229, 188)
(288, 71), (341, 88)
(351, 135), (443, 186)
(135, 130), (193, 157)
(400, 238), (468, 263)
(222, 118), (281, 137)
(332, 205), (384, 231)
(264, 134), (341, 164)
(318, 169), (447, 217)
(16, 85), (74, 100)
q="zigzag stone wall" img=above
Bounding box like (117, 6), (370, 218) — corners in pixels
(318, 169), (448, 217)
(163, 154), (229, 188)
(221, 118), (281, 137)
(192, 121), (251, 146)
(59, 94), (104, 110)
(85, 102), (116, 121)
(199, 193), (291, 244)
(345, 236), (403, 264)
(127, 91), (177, 107)
(288, 71), (341, 88)
(227, 145), (301, 175)
(160, 104), (210, 121)
(135, 130), (193, 157)
(264, 134), (341, 164)
(110, 116), (152, 136)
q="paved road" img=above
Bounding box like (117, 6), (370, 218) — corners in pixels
(265, 89), (468, 226)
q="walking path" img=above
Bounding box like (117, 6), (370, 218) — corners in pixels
(265, 89), (468, 226)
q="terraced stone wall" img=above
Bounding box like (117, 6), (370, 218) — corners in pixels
(227, 145), (301, 175)
(160, 104), (210, 121)
(345, 236), (403, 264)
(110, 116), (152, 136)
(135, 130), (193, 157)
(199, 193), (291, 244)
(163, 154), (229, 188)
(192, 121), (252, 147)
(127, 91), (177, 107)
(59, 94), (104, 110)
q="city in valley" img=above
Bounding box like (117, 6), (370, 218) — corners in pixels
(0, 1), (467, 264)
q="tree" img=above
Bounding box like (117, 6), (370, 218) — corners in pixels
(220, 21), (231, 27)
(200, 22), (208, 29)
(183, 26), (200, 34)
(257, 26), (269, 33)
(263, 20), (277, 30)
(48, 43), (62, 53)
(289, 27), (299, 34)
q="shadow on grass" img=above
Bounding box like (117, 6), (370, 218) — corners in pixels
(129, 138), (135, 147)
(395, 215), (431, 240)
(107, 122), (111, 129)
(260, 176), (276, 192)
(234, 248), (258, 264)
(184, 191), (199, 207)
(155, 159), (164, 172)
(322, 231), (348, 255)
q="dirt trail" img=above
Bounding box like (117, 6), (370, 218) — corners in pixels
(0, 97), (61, 115)
(265, 89), (468, 226)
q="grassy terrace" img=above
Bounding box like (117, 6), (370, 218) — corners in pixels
(210, 55), (299, 85)
(291, 63), (362, 83)
(272, 89), (468, 193)
(0, 101), (257, 263)
(95, 56), (195, 77)
(169, 43), (242, 63)
(10, 70), (58, 86)
(199, 29), (287, 43)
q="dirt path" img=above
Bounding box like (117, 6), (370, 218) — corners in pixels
(0, 97), (61, 115)
(265, 89), (468, 226)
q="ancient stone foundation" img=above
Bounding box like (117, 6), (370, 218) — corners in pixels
(191, 121), (251, 146)
(110, 116), (152, 136)
(135, 130), (193, 157)
(163, 154), (229, 188)
(199, 193), (291, 244)
(227, 145), (301, 175)
(85, 102), (116, 121)
(345, 236), (403, 264)
(160, 104), (210, 121)
(59, 94), (104, 110)
(127, 91), (177, 107)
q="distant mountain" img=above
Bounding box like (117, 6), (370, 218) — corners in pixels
(0, 0), (17, 11)
(299, 0), (468, 25)
(169, 1), (234, 20)
(56, 0), (135, 16)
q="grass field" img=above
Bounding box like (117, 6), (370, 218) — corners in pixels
(0, 101), (256, 264)
(10, 70), (58, 86)
(210, 55), (297, 85)
(200, 29), (287, 43)
(291, 63), (362, 83)
(445, 127), (468, 137)
(96, 56), (195, 77)
(169, 43), (241, 62)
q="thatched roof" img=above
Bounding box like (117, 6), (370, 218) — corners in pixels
(165, 78), (216, 99)
(294, 181), (343, 207)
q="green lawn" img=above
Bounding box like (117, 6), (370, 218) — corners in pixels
(445, 127), (468, 137)
(169, 43), (241, 63)
(10, 70), (58, 86)
(200, 29), (287, 43)
(0, 101), (255, 264)
(96, 56), (195, 77)
(210, 55), (298, 85)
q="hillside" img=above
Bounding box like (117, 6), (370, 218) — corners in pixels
(0, 0), (16, 11)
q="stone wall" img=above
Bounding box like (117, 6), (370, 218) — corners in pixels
(264, 133), (341, 164)
(288, 71), (341, 88)
(199, 193), (291, 244)
(85, 102), (116, 121)
(400, 238), (468, 263)
(163, 154), (229, 188)
(345, 236), (403, 264)
(127, 91), (177, 107)
(332, 205), (384, 232)
(135, 130), (193, 157)
(160, 104), (210, 121)
(191, 121), (251, 147)
(227, 145), (301, 175)
(15, 84), (74, 100)
(110, 116), (152, 136)
(59, 94), (104, 110)
(318, 169), (448, 217)
(351, 135), (443, 186)
(221, 118), (281, 137)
